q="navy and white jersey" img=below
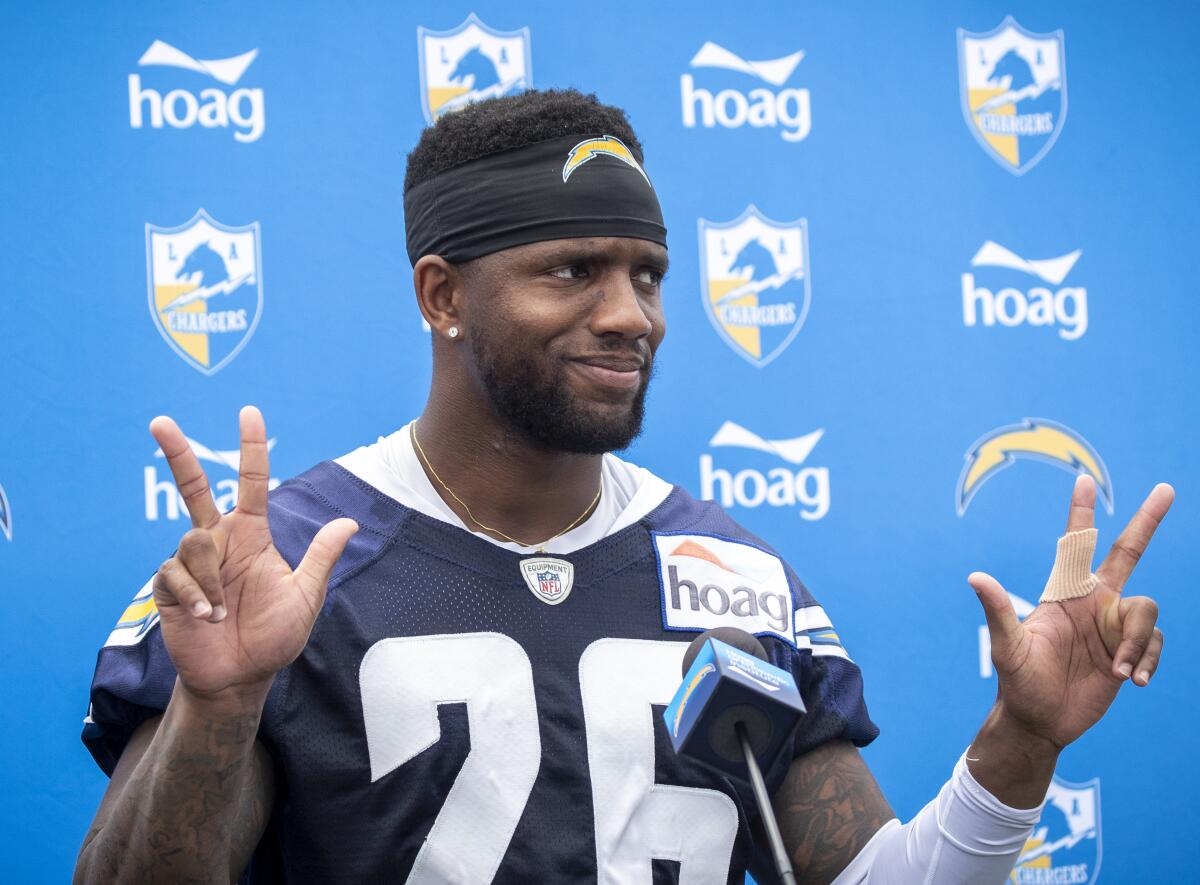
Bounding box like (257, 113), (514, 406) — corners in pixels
(84, 459), (878, 884)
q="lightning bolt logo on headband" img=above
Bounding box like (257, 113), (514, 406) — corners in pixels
(562, 135), (651, 186)
(956, 418), (1114, 516)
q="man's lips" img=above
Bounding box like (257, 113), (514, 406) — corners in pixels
(570, 355), (646, 390)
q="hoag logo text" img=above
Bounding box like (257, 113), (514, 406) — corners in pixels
(700, 421), (829, 520)
(129, 40), (265, 143)
(681, 42), (810, 142)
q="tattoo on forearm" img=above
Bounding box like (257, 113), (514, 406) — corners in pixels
(775, 741), (895, 885)
(78, 709), (270, 885)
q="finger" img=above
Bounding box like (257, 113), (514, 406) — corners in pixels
(177, 528), (228, 622)
(1064, 474), (1096, 533)
(1132, 628), (1163, 687)
(236, 405), (271, 517)
(1111, 595), (1159, 681)
(969, 571), (1022, 663)
(153, 557), (215, 621)
(150, 416), (221, 529)
(293, 519), (359, 608)
(1097, 483), (1175, 591)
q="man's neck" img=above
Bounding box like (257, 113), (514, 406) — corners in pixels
(414, 393), (604, 548)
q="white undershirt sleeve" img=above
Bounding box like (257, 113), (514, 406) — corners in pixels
(830, 753), (1044, 885)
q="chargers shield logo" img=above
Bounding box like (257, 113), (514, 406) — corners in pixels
(958, 17), (1067, 176)
(417, 14), (531, 124)
(699, 206), (810, 367)
(1009, 776), (1101, 884)
(145, 209), (263, 376)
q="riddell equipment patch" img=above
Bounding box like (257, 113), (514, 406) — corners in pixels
(653, 532), (794, 644)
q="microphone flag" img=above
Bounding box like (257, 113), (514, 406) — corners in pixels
(663, 636), (806, 780)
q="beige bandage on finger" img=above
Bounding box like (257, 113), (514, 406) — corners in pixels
(1041, 528), (1100, 602)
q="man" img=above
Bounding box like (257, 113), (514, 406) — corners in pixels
(77, 90), (1169, 884)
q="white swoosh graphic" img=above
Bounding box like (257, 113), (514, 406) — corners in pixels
(689, 42), (804, 87)
(1008, 592), (1036, 619)
(155, 435), (276, 471)
(970, 241), (1081, 286)
(138, 40), (259, 86)
(709, 421), (823, 465)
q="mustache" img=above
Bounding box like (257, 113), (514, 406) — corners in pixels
(589, 337), (654, 364)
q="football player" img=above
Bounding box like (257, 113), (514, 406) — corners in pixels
(77, 90), (1168, 884)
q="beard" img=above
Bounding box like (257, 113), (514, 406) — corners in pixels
(470, 330), (652, 455)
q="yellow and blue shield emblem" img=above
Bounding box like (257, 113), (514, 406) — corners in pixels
(698, 206), (810, 368)
(958, 16), (1067, 176)
(145, 209), (262, 376)
(1010, 776), (1102, 885)
(417, 14), (531, 125)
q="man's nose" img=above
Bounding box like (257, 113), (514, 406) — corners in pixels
(588, 272), (654, 339)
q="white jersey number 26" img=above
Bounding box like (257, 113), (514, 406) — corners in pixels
(360, 634), (737, 884)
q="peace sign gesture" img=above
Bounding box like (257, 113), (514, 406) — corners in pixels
(148, 406), (358, 705)
(970, 475), (1172, 750)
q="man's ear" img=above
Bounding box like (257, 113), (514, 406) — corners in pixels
(413, 255), (467, 340)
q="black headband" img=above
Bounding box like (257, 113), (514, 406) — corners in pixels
(404, 134), (666, 265)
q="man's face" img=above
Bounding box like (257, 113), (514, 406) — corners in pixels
(460, 237), (668, 454)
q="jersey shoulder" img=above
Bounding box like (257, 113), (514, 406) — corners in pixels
(642, 485), (879, 752)
(267, 460), (409, 578)
(643, 484), (818, 607)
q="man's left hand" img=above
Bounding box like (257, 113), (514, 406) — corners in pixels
(970, 475), (1172, 751)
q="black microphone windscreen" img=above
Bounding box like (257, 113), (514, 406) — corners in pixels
(681, 626), (769, 677)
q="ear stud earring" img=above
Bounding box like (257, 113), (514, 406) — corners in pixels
(448, 327), (460, 339)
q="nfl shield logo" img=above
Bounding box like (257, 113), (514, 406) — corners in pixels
(417, 14), (532, 124)
(1009, 776), (1102, 884)
(145, 209), (262, 376)
(519, 557), (574, 606)
(957, 16), (1067, 176)
(698, 206), (811, 368)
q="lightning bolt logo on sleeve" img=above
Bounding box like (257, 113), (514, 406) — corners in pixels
(956, 418), (1113, 516)
(562, 136), (651, 185)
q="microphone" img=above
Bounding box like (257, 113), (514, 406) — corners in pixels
(664, 627), (804, 885)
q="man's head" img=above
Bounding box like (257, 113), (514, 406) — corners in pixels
(406, 90), (667, 454)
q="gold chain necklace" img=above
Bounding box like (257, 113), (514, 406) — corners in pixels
(411, 422), (602, 553)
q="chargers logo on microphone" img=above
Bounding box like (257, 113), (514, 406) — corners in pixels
(672, 663), (716, 738)
(1009, 777), (1102, 884)
(417, 14), (531, 124)
(145, 209), (263, 376)
(562, 136), (651, 186)
(957, 418), (1113, 516)
(653, 532), (797, 645)
(699, 206), (810, 367)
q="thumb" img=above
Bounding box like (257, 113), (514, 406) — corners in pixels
(969, 571), (1023, 663)
(294, 518), (359, 604)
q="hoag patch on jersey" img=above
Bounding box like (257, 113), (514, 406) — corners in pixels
(652, 532), (794, 645)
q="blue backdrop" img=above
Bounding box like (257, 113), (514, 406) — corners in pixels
(2, 1), (1197, 881)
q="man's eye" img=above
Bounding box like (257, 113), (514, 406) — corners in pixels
(633, 269), (664, 286)
(550, 266), (588, 280)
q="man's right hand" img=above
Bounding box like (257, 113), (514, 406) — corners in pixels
(149, 405), (358, 706)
